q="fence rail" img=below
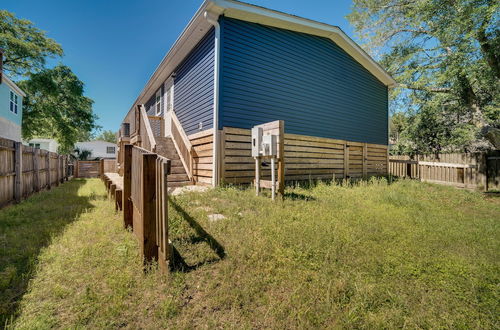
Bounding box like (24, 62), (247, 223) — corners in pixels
(389, 151), (500, 191)
(123, 144), (172, 270)
(0, 137), (70, 207)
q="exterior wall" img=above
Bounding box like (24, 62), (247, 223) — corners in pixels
(218, 17), (388, 145)
(0, 82), (23, 142)
(220, 127), (388, 184)
(25, 139), (59, 153)
(189, 129), (213, 185)
(174, 27), (215, 136)
(75, 141), (117, 159)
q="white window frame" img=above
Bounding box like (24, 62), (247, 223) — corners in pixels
(164, 78), (174, 113)
(9, 91), (18, 114)
(155, 89), (162, 115)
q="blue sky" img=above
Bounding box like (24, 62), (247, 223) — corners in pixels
(3, 0), (355, 133)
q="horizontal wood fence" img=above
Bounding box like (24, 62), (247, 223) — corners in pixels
(0, 137), (70, 207)
(123, 144), (171, 271)
(389, 151), (500, 191)
(75, 161), (100, 178)
(219, 127), (388, 184)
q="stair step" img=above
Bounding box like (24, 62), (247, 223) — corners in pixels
(168, 181), (192, 188)
(167, 173), (190, 182)
(170, 166), (186, 174)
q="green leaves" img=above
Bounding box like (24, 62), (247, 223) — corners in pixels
(18, 65), (98, 153)
(0, 10), (63, 76)
(348, 0), (500, 153)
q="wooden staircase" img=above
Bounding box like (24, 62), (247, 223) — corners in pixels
(155, 137), (192, 187)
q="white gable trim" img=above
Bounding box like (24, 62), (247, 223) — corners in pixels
(2, 75), (27, 97)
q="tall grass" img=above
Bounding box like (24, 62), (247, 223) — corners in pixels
(4, 179), (499, 328)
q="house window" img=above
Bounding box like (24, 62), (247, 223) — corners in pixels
(106, 146), (116, 154)
(10, 91), (18, 114)
(155, 89), (161, 115)
(29, 143), (40, 149)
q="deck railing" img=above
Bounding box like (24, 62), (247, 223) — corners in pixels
(170, 111), (194, 182)
(125, 144), (171, 270)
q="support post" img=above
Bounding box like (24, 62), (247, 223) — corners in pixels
(100, 159), (104, 179)
(142, 153), (157, 263)
(277, 120), (285, 198)
(271, 157), (276, 201)
(362, 143), (367, 178)
(255, 157), (260, 196)
(33, 149), (40, 192)
(14, 142), (22, 202)
(46, 152), (51, 189)
(123, 144), (133, 228)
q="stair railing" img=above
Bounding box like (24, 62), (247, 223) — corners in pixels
(137, 104), (157, 152)
(170, 111), (194, 182)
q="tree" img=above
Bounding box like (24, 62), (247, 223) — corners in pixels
(73, 147), (92, 161)
(348, 0), (500, 153)
(0, 10), (63, 76)
(18, 65), (97, 153)
(94, 130), (117, 144)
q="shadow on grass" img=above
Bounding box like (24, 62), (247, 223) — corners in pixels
(0, 179), (96, 327)
(169, 200), (225, 273)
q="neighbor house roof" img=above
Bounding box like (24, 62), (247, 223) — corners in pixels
(127, 0), (396, 115)
(2, 74), (26, 97)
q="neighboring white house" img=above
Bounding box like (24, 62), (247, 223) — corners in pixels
(24, 138), (59, 152)
(75, 140), (117, 159)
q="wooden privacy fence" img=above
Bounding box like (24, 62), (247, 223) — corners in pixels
(0, 137), (70, 207)
(389, 151), (500, 191)
(75, 159), (117, 178)
(122, 144), (171, 271)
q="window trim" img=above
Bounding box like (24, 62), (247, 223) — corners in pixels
(106, 146), (116, 154)
(155, 89), (162, 115)
(9, 91), (18, 114)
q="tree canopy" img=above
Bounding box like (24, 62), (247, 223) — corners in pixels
(0, 10), (63, 76)
(18, 65), (97, 153)
(348, 0), (499, 154)
(94, 130), (117, 144)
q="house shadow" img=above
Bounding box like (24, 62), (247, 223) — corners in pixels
(0, 179), (96, 326)
(168, 200), (225, 273)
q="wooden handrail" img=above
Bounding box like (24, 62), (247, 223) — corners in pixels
(138, 104), (157, 152)
(170, 111), (194, 182)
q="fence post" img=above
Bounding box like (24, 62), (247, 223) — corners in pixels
(14, 142), (22, 202)
(46, 152), (51, 189)
(142, 153), (157, 263)
(123, 144), (133, 228)
(55, 155), (60, 186)
(100, 159), (104, 179)
(33, 148), (40, 192)
(344, 144), (350, 179)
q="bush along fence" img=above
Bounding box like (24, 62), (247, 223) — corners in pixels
(102, 144), (171, 272)
(389, 151), (500, 191)
(0, 137), (70, 208)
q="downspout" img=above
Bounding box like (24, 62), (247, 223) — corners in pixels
(205, 11), (221, 187)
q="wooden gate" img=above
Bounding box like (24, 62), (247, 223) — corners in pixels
(75, 161), (101, 178)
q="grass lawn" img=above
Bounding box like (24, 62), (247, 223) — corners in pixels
(2, 178), (499, 328)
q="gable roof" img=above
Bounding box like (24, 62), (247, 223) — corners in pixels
(1, 74), (26, 97)
(127, 0), (396, 115)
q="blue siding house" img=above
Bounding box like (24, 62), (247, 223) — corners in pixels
(0, 70), (26, 142)
(121, 0), (396, 186)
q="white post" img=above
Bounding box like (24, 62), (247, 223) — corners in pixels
(255, 157), (260, 196)
(271, 157), (276, 201)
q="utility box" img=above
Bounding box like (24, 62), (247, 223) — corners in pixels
(251, 127), (263, 157)
(262, 135), (277, 157)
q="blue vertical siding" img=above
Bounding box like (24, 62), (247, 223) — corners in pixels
(219, 17), (388, 145)
(173, 27), (215, 135)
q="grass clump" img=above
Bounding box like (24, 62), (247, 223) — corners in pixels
(3, 178), (499, 328)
